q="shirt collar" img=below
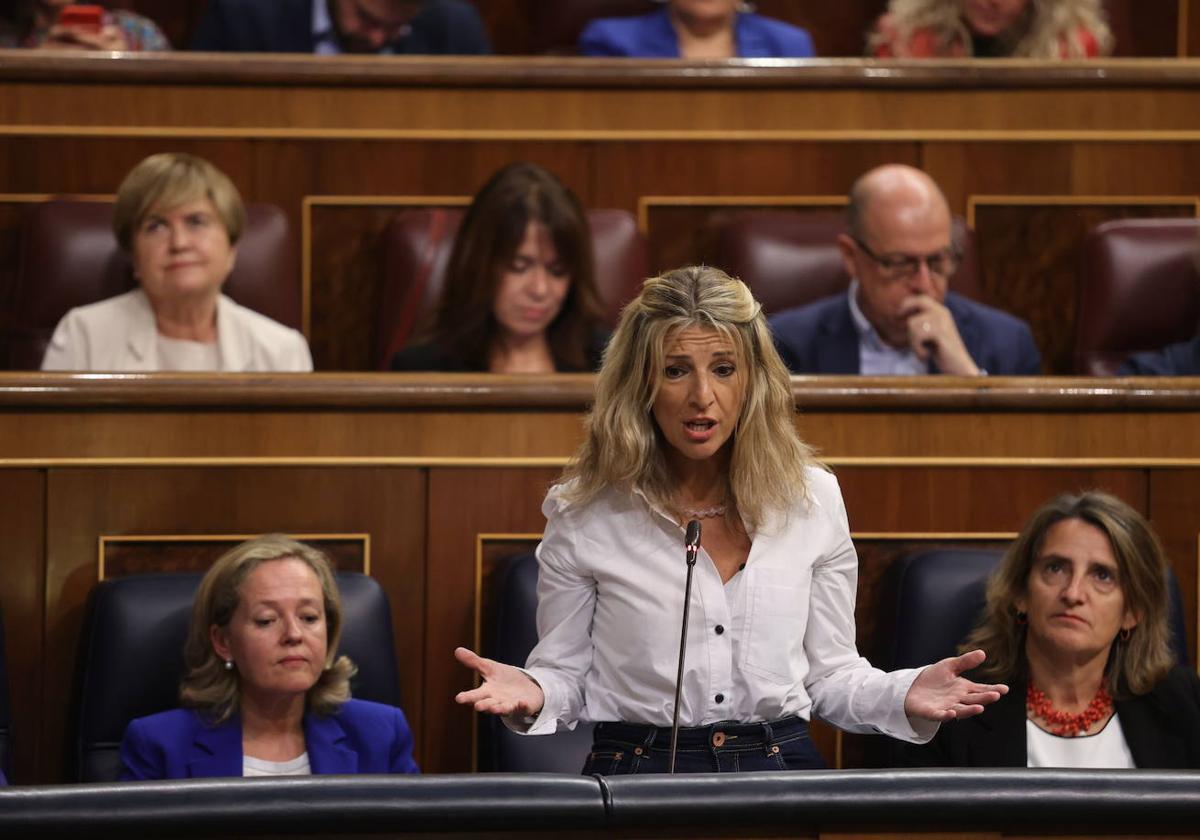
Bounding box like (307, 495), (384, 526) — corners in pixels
(312, 0), (339, 54)
(846, 279), (886, 350)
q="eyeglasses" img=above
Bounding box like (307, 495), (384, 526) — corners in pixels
(851, 236), (961, 281)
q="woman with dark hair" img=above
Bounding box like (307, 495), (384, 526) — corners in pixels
(390, 162), (605, 373)
(119, 535), (418, 779)
(903, 491), (1200, 768)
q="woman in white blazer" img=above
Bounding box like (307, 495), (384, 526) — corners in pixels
(41, 153), (311, 372)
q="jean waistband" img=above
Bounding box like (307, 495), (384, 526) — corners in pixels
(594, 716), (807, 750)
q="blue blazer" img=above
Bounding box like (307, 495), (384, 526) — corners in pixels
(579, 9), (815, 58)
(119, 699), (419, 780)
(190, 0), (490, 54)
(768, 291), (1042, 375)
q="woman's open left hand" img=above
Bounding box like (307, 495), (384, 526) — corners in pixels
(903, 649), (1008, 722)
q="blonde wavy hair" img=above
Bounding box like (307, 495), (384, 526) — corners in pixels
(869, 0), (1113, 58)
(180, 535), (356, 723)
(560, 265), (817, 530)
(963, 491), (1175, 698)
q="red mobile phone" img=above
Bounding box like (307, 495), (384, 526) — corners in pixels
(56, 4), (105, 33)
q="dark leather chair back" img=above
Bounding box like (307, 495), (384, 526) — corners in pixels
(528, 0), (657, 53)
(0, 607), (10, 783)
(715, 210), (981, 316)
(4, 200), (299, 370)
(75, 571), (401, 782)
(481, 552), (594, 773)
(889, 548), (1189, 670)
(1074, 218), (1200, 375)
(377, 208), (646, 369)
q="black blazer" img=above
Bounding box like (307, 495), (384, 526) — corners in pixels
(190, 0), (490, 54)
(902, 666), (1200, 769)
(390, 330), (609, 373)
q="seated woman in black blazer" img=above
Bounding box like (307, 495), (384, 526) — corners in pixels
(903, 491), (1200, 769)
(391, 162), (606, 373)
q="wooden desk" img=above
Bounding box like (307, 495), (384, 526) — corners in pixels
(2, 373), (1199, 782)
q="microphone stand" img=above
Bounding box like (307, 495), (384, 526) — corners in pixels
(668, 520), (701, 774)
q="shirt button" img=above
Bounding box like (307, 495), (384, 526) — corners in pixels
(715, 693), (724, 703)
(714, 624), (725, 635)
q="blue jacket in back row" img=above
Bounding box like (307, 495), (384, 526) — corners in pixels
(579, 8), (815, 59)
(119, 699), (418, 779)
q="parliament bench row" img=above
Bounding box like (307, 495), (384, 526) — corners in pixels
(2, 200), (1197, 374)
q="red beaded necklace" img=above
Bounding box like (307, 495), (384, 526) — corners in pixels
(1026, 680), (1113, 737)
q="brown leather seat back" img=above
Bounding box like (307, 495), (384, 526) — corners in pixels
(715, 210), (980, 316)
(1075, 218), (1200, 375)
(377, 208), (647, 370)
(529, 0), (657, 53)
(5, 200), (298, 370)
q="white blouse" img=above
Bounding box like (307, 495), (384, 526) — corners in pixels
(1026, 715), (1136, 768)
(520, 467), (935, 744)
(242, 752), (312, 777)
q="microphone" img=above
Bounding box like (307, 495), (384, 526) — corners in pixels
(668, 519), (701, 773)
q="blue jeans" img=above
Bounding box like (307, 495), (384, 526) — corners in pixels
(581, 716), (826, 775)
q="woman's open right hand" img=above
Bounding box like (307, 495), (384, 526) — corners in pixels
(454, 647), (546, 718)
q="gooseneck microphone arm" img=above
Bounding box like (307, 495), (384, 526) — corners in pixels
(668, 519), (702, 774)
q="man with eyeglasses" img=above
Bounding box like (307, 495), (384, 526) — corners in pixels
(191, 0), (490, 55)
(768, 164), (1040, 376)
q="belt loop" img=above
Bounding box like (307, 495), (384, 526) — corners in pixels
(761, 719), (776, 755)
(641, 727), (656, 751)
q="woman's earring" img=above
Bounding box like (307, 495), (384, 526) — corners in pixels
(224, 659), (234, 671)
(1120, 627), (1132, 642)
(1015, 611), (1028, 625)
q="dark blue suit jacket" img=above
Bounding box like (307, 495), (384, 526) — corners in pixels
(579, 9), (814, 58)
(768, 291), (1042, 375)
(190, 0), (490, 54)
(1118, 336), (1200, 375)
(119, 699), (419, 779)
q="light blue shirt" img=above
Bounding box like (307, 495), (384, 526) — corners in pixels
(846, 280), (929, 376)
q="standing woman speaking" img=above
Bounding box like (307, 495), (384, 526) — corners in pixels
(456, 266), (1005, 774)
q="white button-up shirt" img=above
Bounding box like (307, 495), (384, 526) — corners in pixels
(521, 467), (935, 743)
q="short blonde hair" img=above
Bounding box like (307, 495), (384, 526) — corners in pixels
(180, 534), (356, 723)
(561, 265), (817, 530)
(112, 153), (245, 251)
(963, 491), (1175, 697)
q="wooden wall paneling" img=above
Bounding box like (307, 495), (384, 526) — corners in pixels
(968, 198), (1198, 374)
(305, 198), (470, 371)
(805, 410), (1200, 460)
(1147, 470), (1200, 668)
(0, 470), (45, 785)
(834, 466), (1148, 532)
(1102, 0), (1181, 57)
(99, 533), (368, 578)
(423, 466), (562, 774)
(41, 465), (425, 783)
(640, 197), (845, 279)
(591, 142), (920, 214)
(755, 0), (888, 57)
(1188, 0), (1200, 56)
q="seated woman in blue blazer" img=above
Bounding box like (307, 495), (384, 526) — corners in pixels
(120, 535), (418, 779)
(579, 0), (815, 59)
